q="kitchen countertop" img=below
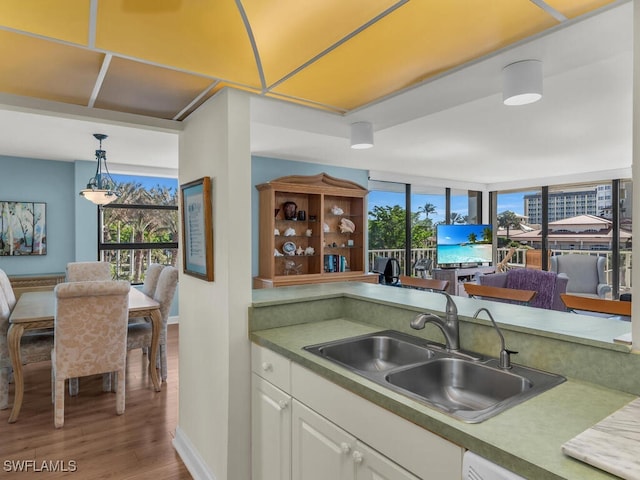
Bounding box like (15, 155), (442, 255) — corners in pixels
(251, 317), (636, 479)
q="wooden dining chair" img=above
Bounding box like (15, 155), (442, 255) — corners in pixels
(560, 293), (631, 318)
(398, 275), (449, 292)
(463, 283), (537, 306)
(52, 280), (130, 428)
(65, 261), (112, 282)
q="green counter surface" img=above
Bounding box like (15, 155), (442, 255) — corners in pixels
(251, 318), (636, 480)
(252, 282), (632, 350)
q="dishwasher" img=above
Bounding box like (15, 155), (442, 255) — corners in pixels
(462, 451), (526, 480)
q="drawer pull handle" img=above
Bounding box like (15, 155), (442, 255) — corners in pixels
(352, 451), (364, 464)
(340, 443), (351, 455)
(261, 362), (273, 372)
(278, 400), (289, 409)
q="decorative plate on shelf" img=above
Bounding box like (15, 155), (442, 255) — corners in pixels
(282, 241), (296, 255)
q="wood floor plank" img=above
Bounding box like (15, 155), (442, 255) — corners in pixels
(0, 325), (191, 479)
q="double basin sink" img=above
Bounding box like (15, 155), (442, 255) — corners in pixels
(304, 330), (565, 423)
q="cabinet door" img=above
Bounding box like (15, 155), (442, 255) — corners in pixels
(292, 400), (356, 480)
(354, 441), (420, 480)
(252, 374), (291, 480)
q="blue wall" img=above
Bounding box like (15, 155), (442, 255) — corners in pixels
(0, 155), (179, 316)
(251, 156), (369, 277)
(0, 156), (79, 275)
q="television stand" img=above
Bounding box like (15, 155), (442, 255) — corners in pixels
(433, 266), (495, 296)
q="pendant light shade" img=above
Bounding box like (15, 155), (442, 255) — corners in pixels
(350, 121), (374, 149)
(79, 134), (121, 205)
(502, 60), (543, 106)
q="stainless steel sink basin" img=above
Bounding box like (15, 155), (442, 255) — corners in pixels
(307, 331), (435, 372)
(304, 330), (565, 423)
(386, 358), (532, 411)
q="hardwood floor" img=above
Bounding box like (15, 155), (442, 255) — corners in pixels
(0, 324), (192, 479)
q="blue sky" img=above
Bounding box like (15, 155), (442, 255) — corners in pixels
(369, 190), (532, 223)
(112, 174), (178, 192)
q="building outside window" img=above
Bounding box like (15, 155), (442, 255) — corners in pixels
(496, 179), (632, 298)
(98, 174), (179, 283)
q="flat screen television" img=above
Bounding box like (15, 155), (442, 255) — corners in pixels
(436, 224), (493, 268)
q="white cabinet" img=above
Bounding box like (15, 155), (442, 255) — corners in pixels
(355, 441), (421, 480)
(251, 344), (462, 480)
(292, 400), (355, 480)
(252, 374), (291, 480)
(292, 400), (419, 480)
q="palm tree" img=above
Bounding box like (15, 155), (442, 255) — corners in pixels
(449, 212), (467, 224)
(418, 202), (437, 221)
(497, 210), (521, 241)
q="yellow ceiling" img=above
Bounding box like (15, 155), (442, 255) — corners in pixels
(0, 0), (618, 120)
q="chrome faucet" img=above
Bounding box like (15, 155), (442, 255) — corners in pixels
(410, 291), (460, 351)
(473, 307), (517, 369)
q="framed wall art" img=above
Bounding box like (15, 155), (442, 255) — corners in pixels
(180, 177), (214, 281)
(0, 201), (47, 256)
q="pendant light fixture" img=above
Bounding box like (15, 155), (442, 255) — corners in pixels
(79, 134), (121, 205)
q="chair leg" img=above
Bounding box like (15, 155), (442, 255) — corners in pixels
(68, 377), (79, 396)
(160, 345), (167, 382)
(0, 366), (9, 410)
(102, 373), (112, 392)
(54, 377), (66, 428)
(115, 370), (125, 415)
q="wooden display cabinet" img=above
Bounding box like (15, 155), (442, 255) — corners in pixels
(254, 173), (377, 288)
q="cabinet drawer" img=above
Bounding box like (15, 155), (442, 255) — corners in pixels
(251, 343), (291, 392)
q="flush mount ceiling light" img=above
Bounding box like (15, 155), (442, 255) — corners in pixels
(502, 60), (543, 106)
(350, 121), (374, 149)
(79, 133), (121, 205)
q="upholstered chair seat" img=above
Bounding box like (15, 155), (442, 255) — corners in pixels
(126, 266), (178, 382)
(0, 269), (16, 312)
(65, 261), (112, 282)
(549, 254), (611, 299)
(52, 280), (130, 428)
(0, 290), (53, 410)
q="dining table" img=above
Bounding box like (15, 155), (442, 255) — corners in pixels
(7, 288), (162, 423)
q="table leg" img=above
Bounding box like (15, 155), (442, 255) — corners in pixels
(7, 324), (26, 423)
(148, 309), (161, 392)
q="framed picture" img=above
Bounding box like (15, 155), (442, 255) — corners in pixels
(0, 201), (47, 256)
(180, 177), (214, 281)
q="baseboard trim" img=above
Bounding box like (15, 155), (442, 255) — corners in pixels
(173, 426), (216, 480)
(168, 315), (179, 325)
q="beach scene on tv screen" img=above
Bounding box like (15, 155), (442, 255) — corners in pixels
(437, 224), (493, 264)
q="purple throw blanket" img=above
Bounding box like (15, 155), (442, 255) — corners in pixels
(506, 269), (557, 309)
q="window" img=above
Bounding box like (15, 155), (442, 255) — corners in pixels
(368, 182), (407, 272)
(368, 181), (482, 276)
(495, 179), (632, 298)
(98, 175), (179, 283)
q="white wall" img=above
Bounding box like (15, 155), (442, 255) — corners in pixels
(175, 88), (252, 479)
